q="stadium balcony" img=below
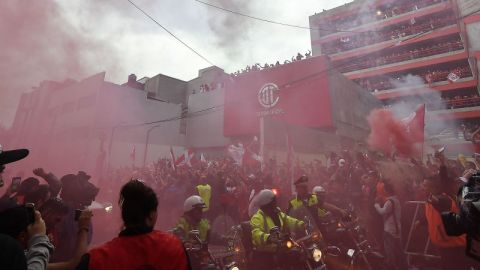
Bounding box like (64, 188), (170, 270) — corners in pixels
(429, 105), (480, 121)
(355, 63), (472, 90)
(327, 25), (460, 62)
(337, 39), (464, 74)
(319, 12), (457, 55)
(314, 0), (452, 44)
(374, 78), (477, 100)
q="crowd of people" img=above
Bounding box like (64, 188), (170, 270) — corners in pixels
(429, 94), (480, 110)
(337, 38), (464, 73)
(230, 51), (312, 77)
(355, 64), (473, 92)
(322, 14), (456, 55)
(1, 142), (480, 269)
(321, 0), (445, 32)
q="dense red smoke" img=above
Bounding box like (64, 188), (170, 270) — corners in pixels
(367, 108), (422, 157)
(0, 0), (124, 127)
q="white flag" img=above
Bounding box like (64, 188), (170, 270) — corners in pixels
(228, 143), (245, 166)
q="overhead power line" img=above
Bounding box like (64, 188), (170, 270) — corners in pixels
(121, 3), (480, 128)
(126, 0), (217, 67)
(193, 0), (378, 34)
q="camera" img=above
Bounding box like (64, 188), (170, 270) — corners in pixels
(74, 209), (82, 221)
(441, 173), (480, 261)
(25, 203), (35, 224)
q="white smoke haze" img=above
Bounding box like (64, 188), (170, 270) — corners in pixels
(205, 0), (254, 60)
(0, 0), (352, 128)
(387, 74), (459, 141)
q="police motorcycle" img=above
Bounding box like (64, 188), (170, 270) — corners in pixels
(172, 228), (241, 270)
(320, 205), (385, 270)
(266, 219), (342, 270)
(209, 225), (244, 270)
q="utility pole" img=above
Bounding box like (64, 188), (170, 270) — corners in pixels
(143, 124), (161, 167)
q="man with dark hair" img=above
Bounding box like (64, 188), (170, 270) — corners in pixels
(374, 181), (408, 270)
(52, 172), (98, 262)
(0, 206), (54, 270)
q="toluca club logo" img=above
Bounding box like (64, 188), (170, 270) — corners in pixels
(258, 83), (280, 108)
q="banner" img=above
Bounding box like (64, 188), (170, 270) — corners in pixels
(224, 56), (333, 136)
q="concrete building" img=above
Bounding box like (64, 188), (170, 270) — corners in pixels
(9, 55), (381, 173)
(309, 0), (480, 155)
(9, 72), (185, 175)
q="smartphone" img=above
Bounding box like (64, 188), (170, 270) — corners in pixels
(11, 177), (21, 192)
(74, 209), (82, 221)
(25, 203), (35, 224)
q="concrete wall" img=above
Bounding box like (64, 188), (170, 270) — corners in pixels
(186, 88), (230, 148)
(144, 74), (187, 105)
(96, 81), (185, 168)
(328, 69), (382, 141)
(8, 72), (187, 174)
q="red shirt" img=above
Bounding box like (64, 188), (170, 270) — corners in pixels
(88, 230), (188, 270)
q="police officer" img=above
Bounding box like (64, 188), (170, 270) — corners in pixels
(250, 189), (305, 269)
(287, 176), (321, 227)
(287, 176), (347, 230)
(312, 185), (348, 218)
(175, 195), (210, 243)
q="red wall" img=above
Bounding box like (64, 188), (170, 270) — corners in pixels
(224, 56), (333, 136)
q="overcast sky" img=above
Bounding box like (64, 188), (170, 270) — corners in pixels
(0, 0), (351, 127)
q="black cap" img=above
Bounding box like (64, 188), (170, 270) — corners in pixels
(294, 175), (309, 186)
(0, 147), (29, 166)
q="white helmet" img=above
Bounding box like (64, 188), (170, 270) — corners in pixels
(183, 195), (206, 212)
(312, 186), (326, 194)
(256, 189), (276, 207)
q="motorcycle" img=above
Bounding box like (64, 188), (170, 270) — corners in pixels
(320, 205), (385, 270)
(172, 228), (241, 270)
(209, 225), (244, 270)
(268, 225), (341, 270)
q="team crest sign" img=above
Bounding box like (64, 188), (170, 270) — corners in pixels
(257, 83), (284, 117)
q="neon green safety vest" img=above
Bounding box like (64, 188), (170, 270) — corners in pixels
(250, 208), (304, 252)
(196, 184), (211, 212)
(288, 194), (329, 219)
(175, 216), (210, 243)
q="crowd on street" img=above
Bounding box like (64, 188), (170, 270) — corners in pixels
(1, 141), (480, 269)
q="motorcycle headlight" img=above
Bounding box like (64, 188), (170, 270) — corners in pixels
(347, 249), (355, 258)
(312, 248), (322, 262)
(226, 262), (239, 270)
(286, 240), (294, 249)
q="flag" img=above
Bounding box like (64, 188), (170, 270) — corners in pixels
(447, 72), (460, 83)
(243, 136), (262, 167)
(175, 149), (194, 167)
(401, 104), (425, 143)
(228, 143), (245, 166)
(367, 104), (425, 157)
(200, 153), (207, 163)
(169, 146), (176, 170)
(243, 148), (262, 167)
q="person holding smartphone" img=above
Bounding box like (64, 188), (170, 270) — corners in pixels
(0, 205), (54, 270)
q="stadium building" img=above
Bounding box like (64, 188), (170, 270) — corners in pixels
(309, 0), (480, 155)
